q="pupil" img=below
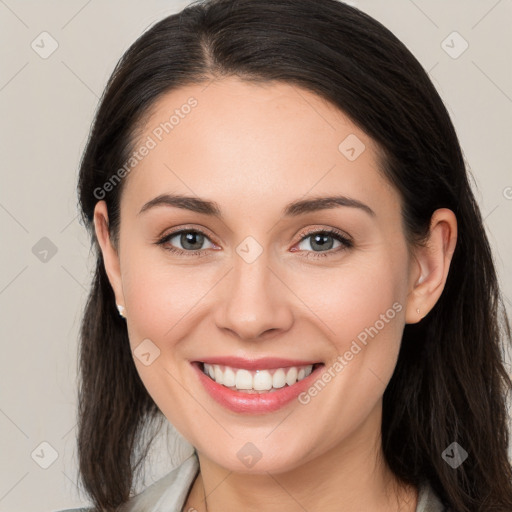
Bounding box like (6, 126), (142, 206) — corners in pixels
(312, 234), (333, 251)
(182, 232), (203, 250)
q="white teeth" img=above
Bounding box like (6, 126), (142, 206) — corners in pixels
(254, 370), (273, 391)
(272, 368), (286, 388)
(235, 369), (253, 390)
(214, 365), (223, 383)
(285, 367), (298, 386)
(223, 367), (236, 387)
(202, 363), (315, 392)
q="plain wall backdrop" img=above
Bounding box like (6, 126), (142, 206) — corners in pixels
(1, 1), (511, 510)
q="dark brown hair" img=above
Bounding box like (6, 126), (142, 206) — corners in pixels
(76, 0), (512, 510)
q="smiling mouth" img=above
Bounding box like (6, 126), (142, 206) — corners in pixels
(198, 361), (324, 394)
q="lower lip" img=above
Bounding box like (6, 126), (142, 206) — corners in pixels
(191, 361), (325, 414)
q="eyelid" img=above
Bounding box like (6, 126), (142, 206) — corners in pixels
(295, 225), (353, 244)
(156, 223), (217, 240)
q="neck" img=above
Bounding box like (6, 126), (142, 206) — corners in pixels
(184, 403), (418, 512)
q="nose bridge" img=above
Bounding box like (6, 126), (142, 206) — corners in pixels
(214, 241), (293, 340)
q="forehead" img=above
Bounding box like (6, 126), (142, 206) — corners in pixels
(122, 77), (399, 220)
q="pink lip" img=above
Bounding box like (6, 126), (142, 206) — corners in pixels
(191, 361), (325, 414)
(193, 356), (321, 371)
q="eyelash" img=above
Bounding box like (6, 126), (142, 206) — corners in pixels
(155, 227), (353, 260)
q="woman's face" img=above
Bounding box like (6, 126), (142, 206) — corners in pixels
(96, 77), (427, 474)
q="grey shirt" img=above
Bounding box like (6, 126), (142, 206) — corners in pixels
(56, 452), (447, 512)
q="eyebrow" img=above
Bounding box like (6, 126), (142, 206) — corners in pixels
(138, 193), (376, 218)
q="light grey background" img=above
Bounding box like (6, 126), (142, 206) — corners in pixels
(1, 1), (511, 510)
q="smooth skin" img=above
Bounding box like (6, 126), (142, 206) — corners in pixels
(94, 77), (457, 512)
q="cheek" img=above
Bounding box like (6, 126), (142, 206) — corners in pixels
(121, 247), (212, 347)
(119, 250), (208, 421)
(309, 256), (403, 328)
(290, 256), (407, 429)
(294, 251), (407, 375)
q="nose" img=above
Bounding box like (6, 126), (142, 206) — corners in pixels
(213, 254), (294, 341)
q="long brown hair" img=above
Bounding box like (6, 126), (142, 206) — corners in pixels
(76, 0), (512, 510)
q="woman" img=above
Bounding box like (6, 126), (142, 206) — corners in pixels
(58, 0), (512, 510)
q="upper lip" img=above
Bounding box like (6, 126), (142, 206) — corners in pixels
(193, 356), (322, 371)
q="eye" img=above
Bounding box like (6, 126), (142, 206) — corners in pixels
(293, 228), (353, 259)
(155, 228), (216, 257)
(155, 227), (353, 259)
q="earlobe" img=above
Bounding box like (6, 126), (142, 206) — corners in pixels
(93, 201), (125, 312)
(405, 208), (457, 324)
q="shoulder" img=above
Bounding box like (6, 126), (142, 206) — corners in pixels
(415, 479), (450, 512)
(53, 452), (199, 512)
(119, 451), (200, 512)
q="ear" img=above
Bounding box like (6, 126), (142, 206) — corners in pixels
(93, 201), (125, 311)
(405, 208), (458, 324)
